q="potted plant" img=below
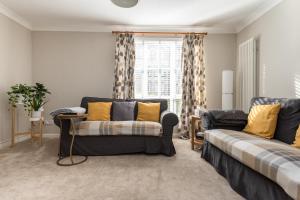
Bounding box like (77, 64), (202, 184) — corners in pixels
(29, 83), (51, 118)
(7, 83), (51, 118)
(7, 84), (30, 107)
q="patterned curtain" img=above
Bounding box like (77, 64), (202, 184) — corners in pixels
(180, 34), (207, 137)
(112, 33), (135, 99)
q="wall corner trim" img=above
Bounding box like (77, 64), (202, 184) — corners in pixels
(235, 0), (283, 33)
(0, 2), (32, 30)
(32, 25), (237, 34)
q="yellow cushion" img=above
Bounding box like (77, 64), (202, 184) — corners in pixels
(137, 102), (160, 122)
(292, 125), (300, 148)
(243, 104), (281, 139)
(87, 102), (112, 121)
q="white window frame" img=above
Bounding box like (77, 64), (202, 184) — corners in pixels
(134, 36), (183, 115)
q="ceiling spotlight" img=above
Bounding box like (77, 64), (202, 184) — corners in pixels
(111, 0), (139, 8)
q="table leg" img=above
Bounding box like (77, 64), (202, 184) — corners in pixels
(11, 107), (15, 148)
(56, 117), (87, 166)
(30, 121), (34, 143)
(39, 119), (43, 145)
(70, 119), (76, 164)
(69, 134), (75, 164)
(191, 117), (195, 150)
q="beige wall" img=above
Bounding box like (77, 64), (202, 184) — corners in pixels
(204, 34), (236, 109)
(32, 32), (236, 133)
(32, 32), (115, 132)
(0, 14), (32, 144)
(237, 0), (300, 108)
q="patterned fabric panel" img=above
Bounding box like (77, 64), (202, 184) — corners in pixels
(112, 33), (135, 99)
(180, 34), (207, 135)
(204, 129), (300, 200)
(75, 121), (162, 137)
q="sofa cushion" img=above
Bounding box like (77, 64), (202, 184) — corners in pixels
(250, 97), (300, 144)
(137, 102), (160, 122)
(80, 97), (168, 117)
(204, 129), (300, 200)
(87, 102), (112, 121)
(274, 99), (300, 144)
(112, 101), (135, 121)
(76, 121), (162, 136)
(292, 125), (300, 148)
(243, 104), (281, 139)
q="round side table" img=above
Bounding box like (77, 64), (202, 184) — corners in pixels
(56, 114), (88, 166)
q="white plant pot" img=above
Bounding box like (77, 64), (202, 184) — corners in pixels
(32, 110), (42, 118)
(17, 96), (24, 105)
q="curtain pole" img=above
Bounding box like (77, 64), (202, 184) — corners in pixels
(112, 31), (208, 36)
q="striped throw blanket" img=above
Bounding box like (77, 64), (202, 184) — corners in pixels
(74, 121), (162, 137)
(204, 129), (300, 200)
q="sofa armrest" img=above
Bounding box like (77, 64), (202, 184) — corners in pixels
(160, 111), (179, 137)
(202, 110), (248, 131)
(160, 111), (179, 126)
(53, 116), (62, 127)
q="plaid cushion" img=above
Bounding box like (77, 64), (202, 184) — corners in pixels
(75, 121), (162, 136)
(204, 129), (300, 200)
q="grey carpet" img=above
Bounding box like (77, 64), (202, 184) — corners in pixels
(0, 136), (243, 200)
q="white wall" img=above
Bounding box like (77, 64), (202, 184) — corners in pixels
(205, 34), (236, 109)
(0, 13), (32, 145)
(236, 0), (300, 108)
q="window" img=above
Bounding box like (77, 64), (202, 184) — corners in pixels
(134, 37), (183, 115)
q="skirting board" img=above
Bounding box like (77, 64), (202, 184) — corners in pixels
(0, 135), (30, 149)
(0, 133), (60, 150)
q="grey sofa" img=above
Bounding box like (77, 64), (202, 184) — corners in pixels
(201, 97), (300, 200)
(54, 97), (179, 157)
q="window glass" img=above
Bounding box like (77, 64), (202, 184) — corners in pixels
(134, 37), (183, 115)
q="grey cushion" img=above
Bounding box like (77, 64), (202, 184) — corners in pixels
(112, 101), (136, 121)
(274, 99), (300, 144)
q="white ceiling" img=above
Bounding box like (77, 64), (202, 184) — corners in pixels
(0, 0), (282, 33)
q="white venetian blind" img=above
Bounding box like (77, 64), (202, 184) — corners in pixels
(134, 37), (183, 115)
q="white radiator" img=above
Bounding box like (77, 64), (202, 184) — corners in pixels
(238, 38), (256, 112)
